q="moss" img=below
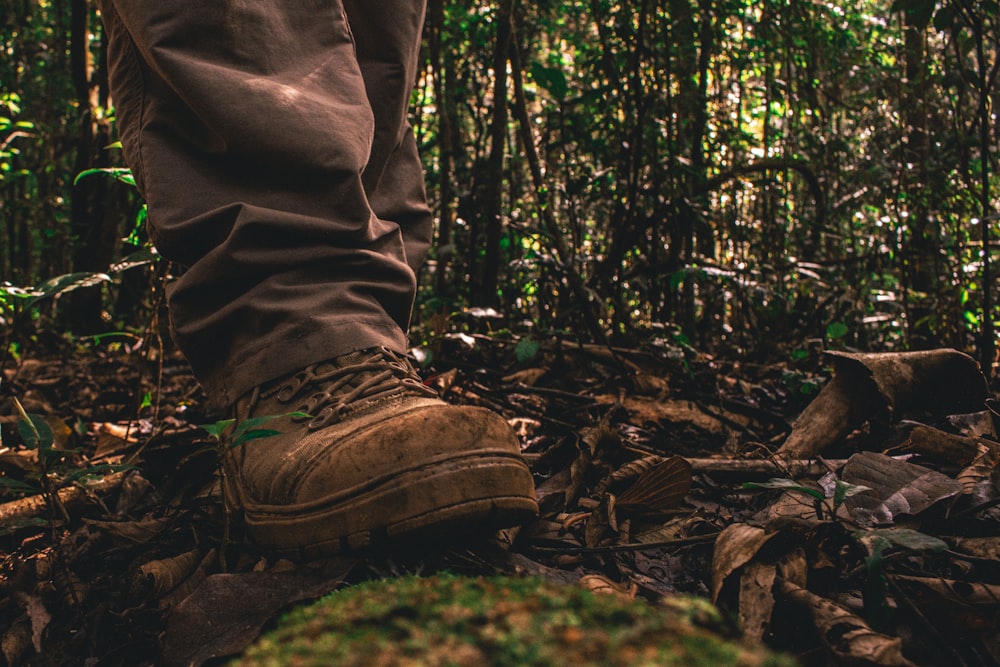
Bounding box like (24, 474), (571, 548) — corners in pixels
(234, 574), (795, 667)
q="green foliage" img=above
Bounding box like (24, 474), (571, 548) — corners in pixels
(199, 414), (309, 449)
(3, 0), (999, 360)
(0, 394), (133, 533)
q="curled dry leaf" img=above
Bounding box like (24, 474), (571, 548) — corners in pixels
(711, 523), (777, 603)
(840, 452), (963, 527)
(778, 580), (917, 667)
(137, 548), (213, 605)
(894, 574), (1000, 606)
(775, 548), (808, 589)
(779, 349), (987, 459)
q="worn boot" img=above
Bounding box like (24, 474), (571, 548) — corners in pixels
(221, 347), (538, 558)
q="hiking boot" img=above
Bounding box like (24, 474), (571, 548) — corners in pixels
(221, 347), (538, 558)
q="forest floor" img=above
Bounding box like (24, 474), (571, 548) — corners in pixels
(0, 330), (998, 666)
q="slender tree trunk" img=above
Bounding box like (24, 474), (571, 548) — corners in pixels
(900, 7), (937, 349)
(477, 0), (514, 305)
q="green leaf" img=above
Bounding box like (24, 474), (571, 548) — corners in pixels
(230, 429), (281, 448)
(515, 337), (540, 363)
(833, 480), (871, 507)
(826, 321), (849, 339)
(529, 62), (569, 100)
(863, 536), (893, 631)
(230, 412), (309, 447)
(742, 478), (825, 500)
(25, 272), (113, 307)
(874, 528), (947, 553)
(74, 167), (135, 187)
(18, 415), (52, 450)
(0, 517), (49, 536)
(0, 477), (40, 493)
(199, 418), (235, 440)
(61, 463), (135, 486)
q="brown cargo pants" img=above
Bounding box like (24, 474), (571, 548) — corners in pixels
(98, 0), (432, 406)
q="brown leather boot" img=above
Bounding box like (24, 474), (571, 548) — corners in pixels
(221, 347), (538, 558)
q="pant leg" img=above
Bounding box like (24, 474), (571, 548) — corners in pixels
(342, 0), (434, 273)
(99, 0), (429, 406)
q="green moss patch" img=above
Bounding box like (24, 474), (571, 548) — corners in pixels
(234, 574), (794, 666)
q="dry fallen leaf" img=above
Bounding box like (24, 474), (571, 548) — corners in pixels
(894, 574), (1000, 605)
(840, 452), (963, 527)
(711, 523), (778, 603)
(778, 579), (917, 666)
(615, 455), (692, 516)
(578, 574), (638, 601)
(738, 561), (776, 640)
(779, 349), (987, 459)
(161, 568), (352, 667)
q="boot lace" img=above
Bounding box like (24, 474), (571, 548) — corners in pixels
(260, 347), (437, 431)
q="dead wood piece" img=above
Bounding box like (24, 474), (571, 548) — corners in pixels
(686, 457), (844, 478)
(0, 473), (125, 526)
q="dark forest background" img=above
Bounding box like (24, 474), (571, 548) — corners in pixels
(1, 0), (998, 373)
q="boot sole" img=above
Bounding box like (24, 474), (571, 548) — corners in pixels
(228, 449), (538, 559)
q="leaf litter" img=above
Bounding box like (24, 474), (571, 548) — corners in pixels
(0, 340), (998, 665)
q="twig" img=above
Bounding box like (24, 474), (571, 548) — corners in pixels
(0, 472), (125, 526)
(528, 532), (719, 554)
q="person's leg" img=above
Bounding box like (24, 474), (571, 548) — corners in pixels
(343, 0), (434, 273)
(99, 0), (415, 407)
(98, 0), (537, 556)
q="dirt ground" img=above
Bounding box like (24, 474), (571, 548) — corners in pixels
(1, 334), (998, 666)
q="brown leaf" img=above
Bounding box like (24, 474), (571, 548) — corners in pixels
(503, 367), (548, 386)
(841, 452), (963, 526)
(738, 561), (776, 641)
(900, 423), (997, 466)
(949, 536), (1000, 560)
(578, 574), (637, 601)
(779, 349), (987, 459)
(13, 592), (50, 655)
(137, 548), (208, 602)
(84, 516), (170, 543)
(778, 580), (917, 666)
(894, 574), (1000, 605)
(93, 422), (138, 458)
(615, 456), (692, 515)
(161, 567), (353, 667)
(956, 441), (999, 499)
(711, 523), (777, 602)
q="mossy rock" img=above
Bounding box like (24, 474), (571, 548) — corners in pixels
(234, 574), (794, 666)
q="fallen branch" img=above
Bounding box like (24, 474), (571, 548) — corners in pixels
(0, 472), (126, 526)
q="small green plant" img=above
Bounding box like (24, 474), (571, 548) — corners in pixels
(743, 476), (948, 631)
(197, 412), (307, 558)
(742, 476), (869, 521)
(0, 391), (133, 535)
(198, 414), (298, 450)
